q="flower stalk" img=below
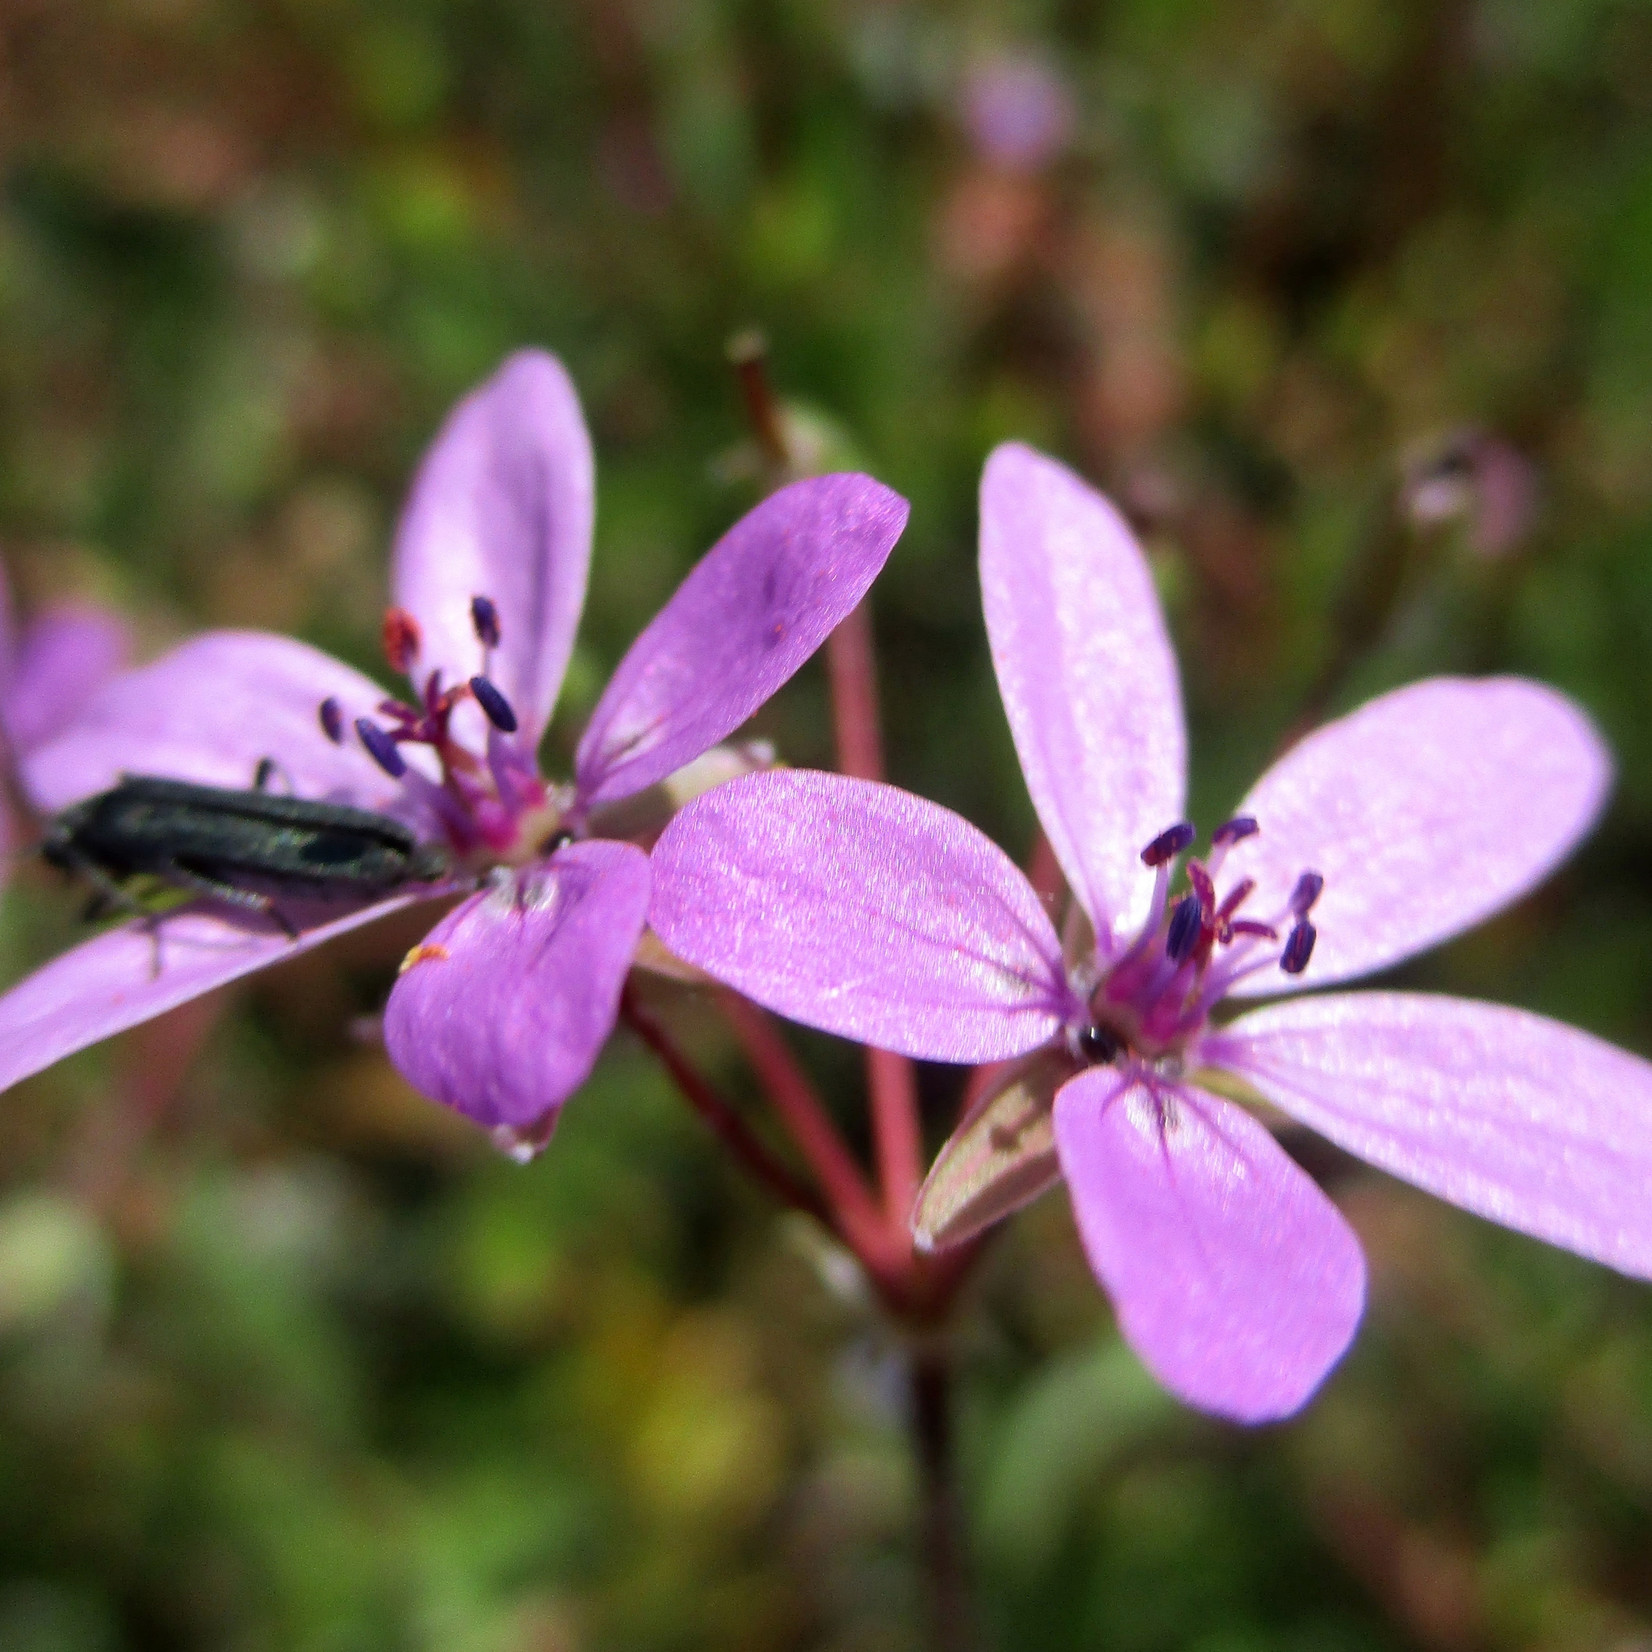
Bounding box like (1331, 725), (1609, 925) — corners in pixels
(824, 602), (927, 1226)
(710, 340), (971, 1647)
(619, 985), (830, 1228)
(911, 1348), (973, 1652)
(714, 990), (902, 1280)
(724, 332), (930, 1242)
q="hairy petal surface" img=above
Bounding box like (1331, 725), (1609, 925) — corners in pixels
(573, 476), (908, 810)
(1053, 1068), (1366, 1422)
(980, 444), (1186, 952)
(4, 604), (132, 758)
(23, 632), (409, 815)
(384, 840), (650, 1131)
(1216, 992), (1652, 1277)
(650, 770), (1076, 1062)
(0, 896), (427, 1095)
(1224, 677), (1611, 995)
(390, 350), (594, 747)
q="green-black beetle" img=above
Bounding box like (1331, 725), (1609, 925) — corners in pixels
(42, 774), (450, 935)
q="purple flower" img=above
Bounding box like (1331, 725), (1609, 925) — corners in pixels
(0, 351), (909, 1150)
(960, 49), (1076, 172)
(649, 442), (1651, 1423)
(0, 570), (132, 876)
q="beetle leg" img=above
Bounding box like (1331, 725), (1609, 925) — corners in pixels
(252, 757), (295, 795)
(142, 912), (166, 981)
(163, 863), (300, 940)
(53, 847), (150, 924)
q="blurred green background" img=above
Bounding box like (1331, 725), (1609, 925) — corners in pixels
(4, 1), (1652, 1647)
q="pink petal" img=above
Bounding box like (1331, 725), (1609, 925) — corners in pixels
(4, 603), (133, 759)
(1222, 677), (1611, 996)
(649, 770), (1077, 1063)
(0, 896), (428, 1095)
(383, 840), (650, 1131)
(979, 444), (1186, 953)
(1053, 1068), (1366, 1422)
(572, 475), (908, 811)
(1215, 991), (1652, 1278)
(390, 350), (594, 748)
(21, 631), (408, 815)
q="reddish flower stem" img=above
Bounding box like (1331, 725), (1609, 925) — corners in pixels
(825, 601), (886, 783)
(1024, 826), (1065, 911)
(721, 333), (924, 1273)
(727, 329), (792, 472)
(912, 1348), (973, 1652)
(621, 987), (832, 1231)
(956, 1056), (1010, 1123)
(869, 1046), (924, 1225)
(715, 990), (903, 1275)
(825, 603), (927, 1230)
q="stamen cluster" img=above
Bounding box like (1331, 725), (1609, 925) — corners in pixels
(318, 597), (554, 860)
(1074, 817), (1323, 1063)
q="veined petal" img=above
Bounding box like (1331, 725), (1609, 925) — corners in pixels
(22, 631), (408, 815)
(383, 840), (650, 1131)
(1053, 1068), (1365, 1423)
(0, 896), (429, 1095)
(4, 603), (132, 759)
(1223, 677), (1611, 996)
(649, 770), (1076, 1063)
(390, 350), (594, 748)
(1215, 991), (1652, 1278)
(980, 444), (1186, 953)
(572, 475), (908, 810)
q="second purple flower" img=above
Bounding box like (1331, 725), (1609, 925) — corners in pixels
(650, 442), (1652, 1423)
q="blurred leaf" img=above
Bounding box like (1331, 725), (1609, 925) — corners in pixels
(977, 1337), (1180, 1577)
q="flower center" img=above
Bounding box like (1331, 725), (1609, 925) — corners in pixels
(1069, 817), (1322, 1064)
(318, 597), (559, 864)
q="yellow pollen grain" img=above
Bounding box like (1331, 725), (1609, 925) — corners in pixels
(398, 942), (451, 976)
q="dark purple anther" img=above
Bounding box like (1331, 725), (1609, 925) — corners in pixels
(356, 717), (408, 779)
(471, 595), (501, 650)
(469, 675), (518, 734)
(1211, 815), (1259, 848)
(319, 697), (345, 745)
(1290, 871), (1325, 916)
(1141, 821), (1195, 867)
(1281, 920), (1317, 974)
(1166, 894), (1202, 964)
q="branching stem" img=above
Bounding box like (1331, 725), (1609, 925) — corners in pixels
(621, 987), (831, 1229)
(912, 1347), (972, 1652)
(716, 991), (902, 1275)
(825, 601), (927, 1230)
